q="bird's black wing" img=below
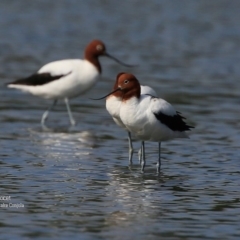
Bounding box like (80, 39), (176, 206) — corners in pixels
(154, 111), (194, 132)
(8, 72), (71, 86)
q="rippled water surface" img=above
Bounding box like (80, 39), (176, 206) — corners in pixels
(1, 1), (240, 239)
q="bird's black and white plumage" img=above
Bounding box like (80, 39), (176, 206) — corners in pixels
(120, 96), (193, 141)
(9, 72), (72, 87)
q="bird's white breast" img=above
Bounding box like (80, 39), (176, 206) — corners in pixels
(106, 95), (126, 129)
(106, 85), (158, 132)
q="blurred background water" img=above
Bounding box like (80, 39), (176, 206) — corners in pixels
(0, 0), (240, 239)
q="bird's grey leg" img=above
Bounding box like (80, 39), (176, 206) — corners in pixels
(141, 141), (145, 173)
(128, 131), (133, 165)
(138, 147), (142, 164)
(41, 100), (57, 127)
(157, 142), (161, 174)
(64, 98), (76, 126)
(138, 141), (143, 164)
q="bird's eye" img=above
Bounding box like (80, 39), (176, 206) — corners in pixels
(96, 45), (103, 51)
(124, 80), (129, 84)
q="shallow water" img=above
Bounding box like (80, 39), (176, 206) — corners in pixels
(1, 0), (240, 239)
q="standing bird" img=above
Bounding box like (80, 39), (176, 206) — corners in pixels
(7, 40), (134, 127)
(105, 73), (157, 164)
(95, 73), (194, 173)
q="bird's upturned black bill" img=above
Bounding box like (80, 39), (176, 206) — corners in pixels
(90, 88), (121, 100)
(104, 53), (136, 67)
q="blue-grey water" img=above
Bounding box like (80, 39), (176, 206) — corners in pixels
(1, 0), (240, 239)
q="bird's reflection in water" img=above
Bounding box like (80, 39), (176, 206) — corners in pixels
(102, 168), (163, 227)
(28, 128), (97, 164)
(103, 164), (189, 229)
